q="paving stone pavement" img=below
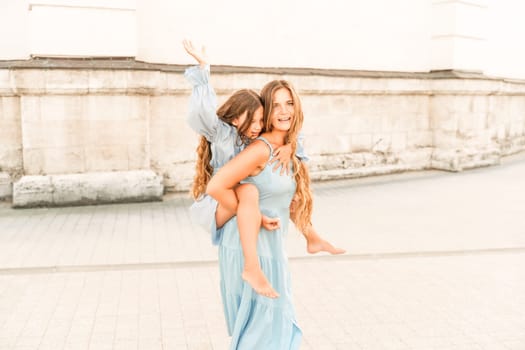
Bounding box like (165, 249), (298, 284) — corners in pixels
(0, 155), (524, 350)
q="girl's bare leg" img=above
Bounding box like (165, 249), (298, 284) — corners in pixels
(289, 195), (346, 255)
(304, 225), (346, 255)
(235, 184), (279, 298)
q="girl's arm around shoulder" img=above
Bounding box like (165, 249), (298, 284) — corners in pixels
(206, 140), (270, 197)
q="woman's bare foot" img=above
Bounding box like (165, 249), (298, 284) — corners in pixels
(242, 268), (279, 298)
(307, 238), (346, 255)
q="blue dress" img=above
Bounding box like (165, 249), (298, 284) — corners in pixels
(218, 137), (302, 350)
(185, 64), (244, 245)
(184, 65), (309, 245)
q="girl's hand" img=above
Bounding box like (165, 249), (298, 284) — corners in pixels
(271, 143), (292, 175)
(261, 215), (280, 231)
(182, 39), (208, 67)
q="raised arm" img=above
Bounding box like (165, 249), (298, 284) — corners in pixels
(206, 140), (270, 213)
(183, 39), (208, 67)
(183, 40), (223, 141)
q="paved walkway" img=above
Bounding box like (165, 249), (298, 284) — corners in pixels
(0, 155), (524, 349)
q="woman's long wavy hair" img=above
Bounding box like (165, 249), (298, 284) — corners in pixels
(191, 89), (263, 200)
(260, 80), (314, 234)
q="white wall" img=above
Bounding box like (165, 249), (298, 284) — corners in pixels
(137, 0), (432, 71)
(2, 0), (525, 80)
(0, 0), (30, 59)
(485, 0), (525, 79)
(430, 0), (487, 72)
(28, 0), (136, 58)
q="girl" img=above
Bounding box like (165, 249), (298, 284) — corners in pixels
(183, 40), (344, 300)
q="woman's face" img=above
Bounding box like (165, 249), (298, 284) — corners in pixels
(233, 106), (264, 139)
(269, 88), (294, 131)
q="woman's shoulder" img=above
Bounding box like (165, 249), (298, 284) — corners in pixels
(244, 138), (272, 161)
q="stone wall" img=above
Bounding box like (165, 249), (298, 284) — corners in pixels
(0, 59), (524, 199)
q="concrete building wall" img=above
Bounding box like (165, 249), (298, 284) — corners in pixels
(1, 0), (525, 202)
(1, 63), (524, 196)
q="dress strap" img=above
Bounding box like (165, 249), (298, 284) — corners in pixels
(255, 136), (274, 160)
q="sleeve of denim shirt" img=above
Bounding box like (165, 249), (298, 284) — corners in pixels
(296, 132), (310, 162)
(184, 65), (229, 143)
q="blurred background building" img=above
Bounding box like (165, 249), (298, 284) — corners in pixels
(1, 0), (524, 206)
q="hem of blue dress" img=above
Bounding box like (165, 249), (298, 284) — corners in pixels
(219, 244), (302, 350)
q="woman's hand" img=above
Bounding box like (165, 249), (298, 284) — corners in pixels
(182, 39), (208, 67)
(271, 143), (293, 175)
(261, 215), (280, 231)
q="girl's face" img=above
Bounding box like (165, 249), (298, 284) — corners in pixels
(233, 106), (264, 139)
(270, 88), (294, 131)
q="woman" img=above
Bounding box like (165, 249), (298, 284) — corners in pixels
(206, 79), (314, 349)
(184, 40), (344, 301)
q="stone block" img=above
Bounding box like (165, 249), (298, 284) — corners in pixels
(391, 132), (408, 151)
(149, 95), (187, 121)
(431, 109), (458, 132)
(127, 144), (149, 169)
(0, 172), (12, 199)
(161, 163), (194, 192)
(88, 70), (128, 93)
(0, 96), (21, 121)
(431, 149), (462, 171)
(39, 95), (83, 121)
(433, 130), (459, 148)
(415, 113), (431, 131)
(305, 134), (350, 155)
(45, 70), (88, 94)
(0, 69), (11, 93)
(85, 95), (131, 121)
(85, 119), (147, 145)
(372, 133), (392, 153)
(84, 145), (129, 172)
(407, 131), (433, 148)
(161, 72), (188, 94)
(23, 147), (85, 174)
(10, 69), (46, 94)
(127, 70), (159, 94)
(21, 120), (84, 148)
(431, 145), (501, 172)
(20, 96), (41, 122)
(12, 170), (163, 208)
(150, 125), (197, 164)
(0, 119), (21, 146)
(398, 149), (433, 168)
(0, 147), (23, 170)
(350, 133), (372, 152)
(12, 175), (54, 207)
(509, 121), (524, 137)
(457, 112), (488, 131)
(343, 114), (379, 134)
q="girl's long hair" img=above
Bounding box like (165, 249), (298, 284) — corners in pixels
(260, 80), (313, 234)
(191, 89), (263, 200)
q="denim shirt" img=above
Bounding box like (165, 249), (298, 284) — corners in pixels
(185, 65), (243, 173)
(184, 64), (309, 174)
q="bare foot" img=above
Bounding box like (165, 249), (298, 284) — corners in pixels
(242, 268), (279, 298)
(307, 238), (346, 255)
